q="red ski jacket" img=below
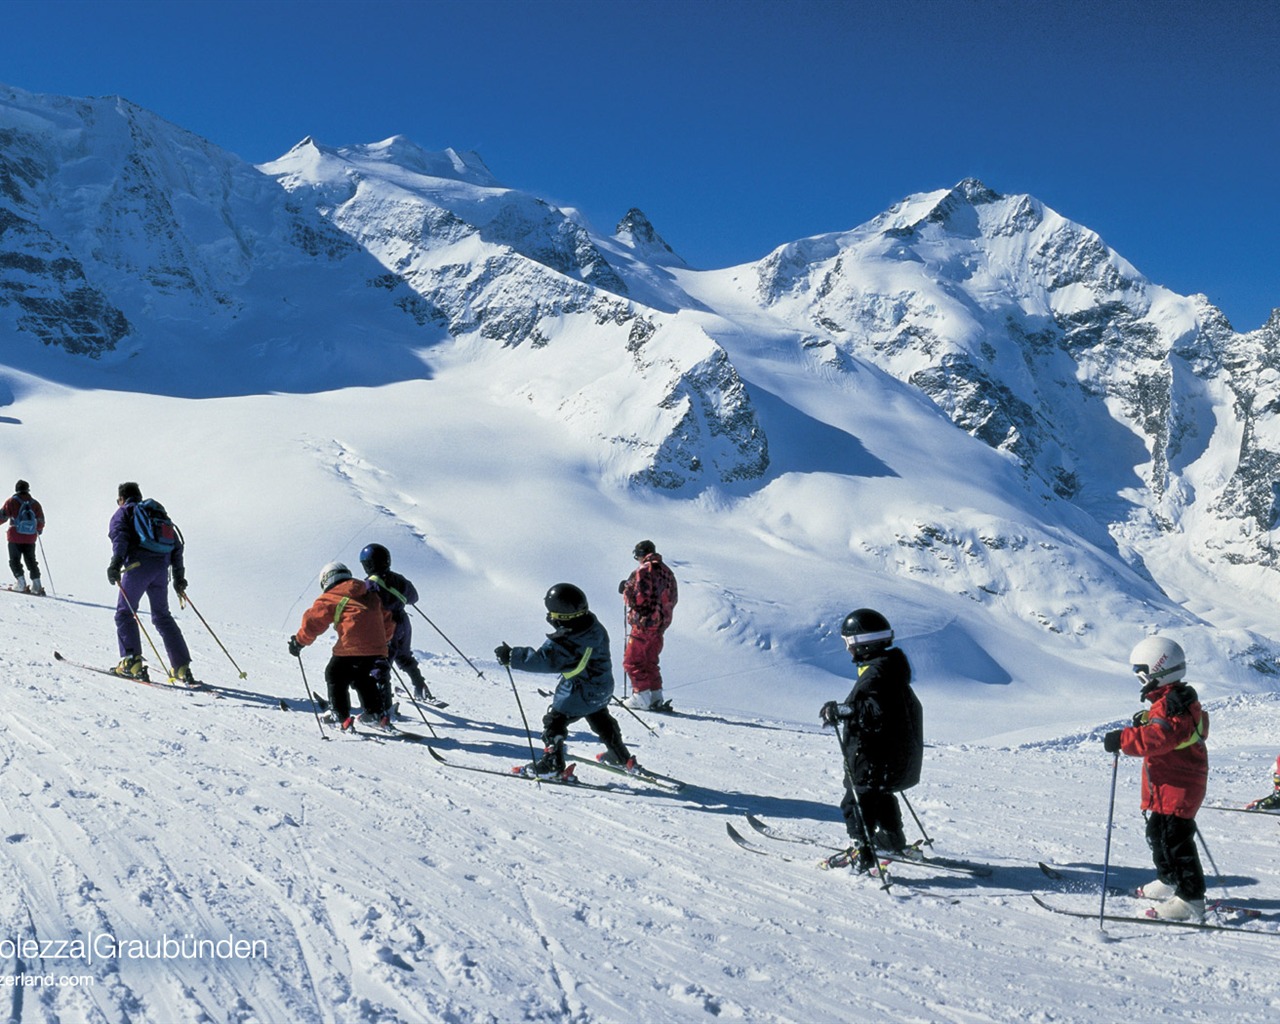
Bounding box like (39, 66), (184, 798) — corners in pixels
(0, 493), (44, 545)
(623, 553), (677, 632)
(295, 579), (394, 657)
(1118, 682), (1208, 819)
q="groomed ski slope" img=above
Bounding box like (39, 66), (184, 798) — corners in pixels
(4, 588), (1280, 1024)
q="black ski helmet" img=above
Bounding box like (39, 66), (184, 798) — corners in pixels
(840, 608), (894, 660)
(633, 539), (656, 560)
(360, 543), (391, 574)
(544, 583), (589, 621)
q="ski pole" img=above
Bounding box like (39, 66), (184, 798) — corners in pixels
(179, 590), (248, 679)
(900, 792), (934, 848)
(1195, 826), (1225, 894)
(611, 694), (658, 735)
(833, 721), (891, 892)
(294, 653), (329, 740)
(504, 659), (542, 785)
(116, 579), (173, 681)
(410, 603), (489, 682)
(623, 607), (631, 698)
(1098, 752), (1120, 932)
(37, 536), (55, 597)
(390, 665), (438, 738)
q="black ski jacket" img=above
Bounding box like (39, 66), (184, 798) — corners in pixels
(840, 647), (924, 793)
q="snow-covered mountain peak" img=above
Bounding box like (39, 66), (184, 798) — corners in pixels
(339, 135), (500, 187)
(613, 207), (686, 266)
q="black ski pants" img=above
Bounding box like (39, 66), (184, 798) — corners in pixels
(842, 786), (904, 847)
(1145, 811), (1206, 900)
(7, 542), (39, 580)
(541, 707), (630, 767)
(325, 655), (388, 721)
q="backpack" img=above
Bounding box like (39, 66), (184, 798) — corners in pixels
(132, 498), (179, 553)
(13, 498), (38, 536)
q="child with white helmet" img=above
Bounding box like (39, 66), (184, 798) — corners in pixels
(1102, 635), (1209, 922)
(288, 562), (395, 732)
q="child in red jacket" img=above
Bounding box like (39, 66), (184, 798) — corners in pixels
(1103, 636), (1208, 922)
(289, 562), (395, 731)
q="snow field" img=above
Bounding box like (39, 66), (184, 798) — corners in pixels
(3, 590), (1280, 1022)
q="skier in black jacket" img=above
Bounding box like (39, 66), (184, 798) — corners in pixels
(820, 608), (924, 872)
(360, 543), (430, 707)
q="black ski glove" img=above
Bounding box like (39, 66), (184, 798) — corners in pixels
(288, 635), (304, 658)
(1102, 729), (1123, 754)
(618, 580), (627, 594)
(107, 560), (122, 586)
(819, 701), (842, 726)
(172, 575), (187, 595)
(494, 642), (512, 666)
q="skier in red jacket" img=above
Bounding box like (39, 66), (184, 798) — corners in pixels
(1102, 636), (1208, 922)
(620, 539), (678, 710)
(1, 480), (45, 595)
(289, 562), (395, 732)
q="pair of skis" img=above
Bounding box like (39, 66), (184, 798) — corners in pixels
(427, 745), (685, 792)
(52, 650), (222, 698)
(726, 814), (992, 878)
(1034, 859), (1270, 933)
(1031, 895), (1272, 934)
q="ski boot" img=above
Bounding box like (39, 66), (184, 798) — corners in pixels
(517, 743), (575, 781)
(823, 844), (879, 874)
(170, 664), (204, 688)
(596, 750), (641, 773)
(112, 655), (149, 681)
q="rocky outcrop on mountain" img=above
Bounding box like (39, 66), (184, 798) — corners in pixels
(0, 86), (442, 368)
(1211, 308), (1280, 564)
(613, 208), (685, 267)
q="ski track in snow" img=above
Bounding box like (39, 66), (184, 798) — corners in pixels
(3, 592), (1280, 1022)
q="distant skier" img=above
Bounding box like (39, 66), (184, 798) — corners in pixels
(107, 482), (197, 684)
(495, 583), (635, 781)
(1243, 754), (1280, 810)
(1102, 636), (1209, 923)
(819, 608), (924, 873)
(1, 480), (45, 595)
(288, 562), (395, 732)
(360, 542), (431, 708)
(620, 539), (678, 710)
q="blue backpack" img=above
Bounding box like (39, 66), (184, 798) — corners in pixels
(132, 498), (179, 554)
(13, 498), (38, 536)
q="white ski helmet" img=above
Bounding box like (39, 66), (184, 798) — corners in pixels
(319, 561), (353, 591)
(1129, 636), (1186, 695)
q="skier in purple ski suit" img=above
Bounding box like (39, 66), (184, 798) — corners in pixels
(107, 482), (196, 683)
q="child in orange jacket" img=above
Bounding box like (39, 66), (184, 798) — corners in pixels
(289, 562), (395, 731)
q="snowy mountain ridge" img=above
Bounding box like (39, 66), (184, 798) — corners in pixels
(1, 80), (1278, 700)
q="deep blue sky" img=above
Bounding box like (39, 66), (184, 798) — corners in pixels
(6, 0), (1278, 329)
